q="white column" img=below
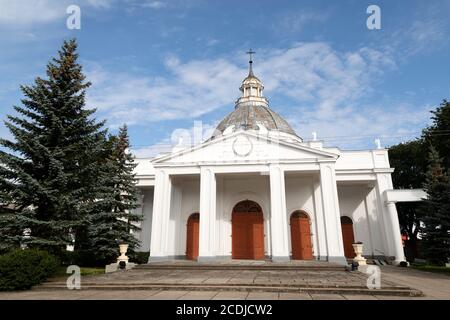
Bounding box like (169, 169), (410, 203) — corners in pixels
(149, 170), (171, 261)
(269, 164), (290, 261)
(198, 167), (217, 262)
(312, 177), (328, 260)
(319, 162), (347, 265)
(374, 174), (393, 256)
(170, 182), (182, 257)
(386, 201), (405, 264)
(136, 191), (145, 249)
(375, 172), (407, 263)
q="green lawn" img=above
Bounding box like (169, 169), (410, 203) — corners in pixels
(55, 266), (104, 277)
(411, 264), (450, 276)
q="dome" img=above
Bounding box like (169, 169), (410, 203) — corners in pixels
(241, 74), (262, 87)
(210, 51), (300, 141)
(212, 104), (297, 138)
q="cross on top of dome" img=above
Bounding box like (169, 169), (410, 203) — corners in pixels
(239, 49), (264, 100)
(246, 49), (255, 77)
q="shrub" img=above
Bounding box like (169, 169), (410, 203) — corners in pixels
(0, 249), (59, 291)
(59, 249), (110, 267)
(129, 251), (149, 264)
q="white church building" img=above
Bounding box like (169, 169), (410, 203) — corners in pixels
(132, 57), (416, 266)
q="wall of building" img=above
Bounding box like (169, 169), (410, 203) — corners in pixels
(138, 174), (393, 261)
(216, 174), (271, 257)
(162, 173), (329, 260)
(136, 187), (154, 252)
(166, 178), (200, 257)
(285, 175), (318, 258)
(337, 184), (388, 257)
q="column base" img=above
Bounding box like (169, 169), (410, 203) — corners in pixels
(197, 256), (217, 263)
(271, 256), (290, 262)
(328, 256), (348, 265)
(391, 260), (407, 266)
(147, 256), (170, 263)
(314, 255), (328, 261)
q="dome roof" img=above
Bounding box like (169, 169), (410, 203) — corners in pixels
(241, 74), (262, 87)
(212, 104), (297, 138)
(211, 51), (299, 140)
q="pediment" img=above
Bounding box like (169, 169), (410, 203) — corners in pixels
(152, 131), (338, 165)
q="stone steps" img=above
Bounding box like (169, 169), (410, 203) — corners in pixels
(134, 264), (345, 271)
(40, 280), (411, 290)
(38, 262), (423, 297)
(37, 282), (422, 296)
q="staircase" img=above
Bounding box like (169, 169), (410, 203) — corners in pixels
(37, 260), (423, 297)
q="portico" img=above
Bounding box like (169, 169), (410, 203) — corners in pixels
(133, 57), (407, 266)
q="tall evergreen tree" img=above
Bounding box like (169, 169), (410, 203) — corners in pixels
(0, 39), (107, 256)
(419, 147), (450, 266)
(389, 140), (427, 244)
(423, 100), (450, 169)
(389, 99), (449, 261)
(85, 125), (142, 265)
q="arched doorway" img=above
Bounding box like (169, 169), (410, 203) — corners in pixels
(290, 211), (313, 260)
(341, 216), (355, 258)
(232, 200), (264, 260)
(186, 213), (200, 260)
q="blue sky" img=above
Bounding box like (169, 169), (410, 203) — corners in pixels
(0, 0), (449, 157)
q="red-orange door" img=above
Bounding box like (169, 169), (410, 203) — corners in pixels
(232, 201), (264, 260)
(250, 213), (265, 259)
(341, 216), (355, 258)
(290, 212), (313, 260)
(186, 213), (199, 260)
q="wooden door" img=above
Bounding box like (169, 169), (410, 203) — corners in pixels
(232, 200), (264, 260)
(186, 213), (199, 260)
(341, 216), (355, 258)
(290, 211), (313, 260)
(249, 212), (265, 259)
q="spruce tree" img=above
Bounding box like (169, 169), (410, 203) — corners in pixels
(419, 147), (450, 266)
(423, 100), (450, 169)
(0, 39), (107, 256)
(86, 125), (142, 265)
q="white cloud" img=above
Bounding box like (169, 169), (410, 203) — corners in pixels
(0, 0), (116, 27)
(131, 121), (217, 158)
(82, 41), (428, 151)
(131, 141), (171, 158)
(291, 102), (430, 149)
(257, 44), (396, 119)
(274, 10), (329, 33)
(85, 58), (243, 125)
(86, 0), (114, 8)
(378, 8), (449, 59)
(0, 0), (65, 26)
(87, 41), (398, 124)
(140, 1), (168, 9)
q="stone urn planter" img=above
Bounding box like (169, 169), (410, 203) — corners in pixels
(117, 243), (129, 264)
(352, 242), (367, 266)
(105, 242), (136, 273)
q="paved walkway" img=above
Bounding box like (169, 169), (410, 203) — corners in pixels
(0, 263), (448, 300)
(378, 265), (450, 299)
(0, 288), (435, 300)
